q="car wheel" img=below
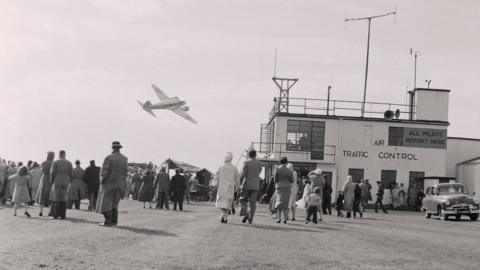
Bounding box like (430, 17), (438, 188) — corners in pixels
(470, 214), (479, 221)
(425, 212), (431, 219)
(438, 206), (447, 220)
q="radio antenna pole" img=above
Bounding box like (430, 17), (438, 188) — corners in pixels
(345, 11), (396, 117)
(410, 48), (420, 89)
(273, 48), (278, 78)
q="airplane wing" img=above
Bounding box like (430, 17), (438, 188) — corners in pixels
(172, 108), (198, 124)
(146, 109), (156, 117)
(151, 84), (169, 101)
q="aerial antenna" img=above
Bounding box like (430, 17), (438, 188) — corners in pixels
(425, 79), (432, 88)
(345, 10), (396, 118)
(410, 48), (420, 89)
(273, 48), (278, 78)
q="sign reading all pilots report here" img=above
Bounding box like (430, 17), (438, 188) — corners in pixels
(388, 127), (447, 149)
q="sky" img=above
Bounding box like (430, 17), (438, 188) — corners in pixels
(1, 0), (480, 171)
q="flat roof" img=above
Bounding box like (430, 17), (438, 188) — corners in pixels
(448, 137), (480, 142)
(269, 112), (450, 126)
(414, 88), (451, 93)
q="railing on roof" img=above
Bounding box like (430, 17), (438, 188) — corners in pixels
(250, 142), (336, 163)
(270, 97), (413, 120)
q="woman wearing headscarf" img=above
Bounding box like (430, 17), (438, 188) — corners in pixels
(274, 157), (293, 224)
(29, 162), (42, 205)
(342, 175), (355, 218)
(287, 163), (298, 221)
(35, 152), (54, 216)
(50, 150), (73, 219)
(11, 166), (32, 217)
(67, 160), (85, 210)
(138, 170), (155, 209)
(4, 162), (18, 203)
(214, 152), (240, 223)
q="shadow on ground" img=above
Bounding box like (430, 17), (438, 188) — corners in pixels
(228, 222), (344, 233)
(113, 225), (178, 237)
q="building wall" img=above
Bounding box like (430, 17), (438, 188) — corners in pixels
(457, 162), (480, 195)
(272, 115), (448, 199)
(415, 89), (449, 122)
(446, 138), (480, 177)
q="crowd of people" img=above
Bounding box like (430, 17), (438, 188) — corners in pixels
(213, 149), (429, 225)
(0, 141), (128, 226)
(125, 165), (209, 211)
(1, 143), (430, 227)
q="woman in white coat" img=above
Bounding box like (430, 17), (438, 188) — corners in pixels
(215, 152), (240, 223)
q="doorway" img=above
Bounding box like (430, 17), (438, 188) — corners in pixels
(408, 171), (425, 207)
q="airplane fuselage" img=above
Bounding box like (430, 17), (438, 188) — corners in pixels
(147, 98), (186, 110)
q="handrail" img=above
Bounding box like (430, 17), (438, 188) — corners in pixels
(270, 96), (413, 120)
(251, 141), (336, 162)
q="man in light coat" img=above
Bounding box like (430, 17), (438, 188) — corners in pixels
(239, 149), (264, 224)
(215, 152), (240, 223)
(342, 175), (356, 218)
(96, 141), (128, 226)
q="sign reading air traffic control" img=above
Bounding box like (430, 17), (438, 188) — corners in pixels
(388, 127), (447, 149)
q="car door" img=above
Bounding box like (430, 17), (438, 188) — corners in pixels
(429, 187), (437, 212)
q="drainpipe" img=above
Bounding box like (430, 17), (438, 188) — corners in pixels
(335, 118), (343, 202)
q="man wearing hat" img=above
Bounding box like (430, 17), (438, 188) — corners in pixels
(154, 167), (171, 209)
(239, 149), (264, 224)
(84, 160), (101, 211)
(96, 141), (128, 226)
(374, 180), (388, 213)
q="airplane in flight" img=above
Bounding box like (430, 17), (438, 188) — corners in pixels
(137, 84), (198, 124)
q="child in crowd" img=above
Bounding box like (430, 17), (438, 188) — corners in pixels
(336, 190), (344, 218)
(10, 166), (32, 217)
(305, 187), (322, 224)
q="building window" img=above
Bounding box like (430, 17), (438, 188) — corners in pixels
(286, 120), (325, 159)
(348, 168), (364, 183)
(388, 127), (404, 146)
(381, 170), (397, 189)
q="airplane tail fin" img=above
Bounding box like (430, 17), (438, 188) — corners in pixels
(137, 100), (156, 117)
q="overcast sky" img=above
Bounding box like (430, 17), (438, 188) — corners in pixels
(1, 0), (479, 171)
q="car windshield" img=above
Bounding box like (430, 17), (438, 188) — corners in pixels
(437, 185), (466, 195)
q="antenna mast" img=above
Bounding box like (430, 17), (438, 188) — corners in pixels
(410, 48), (420, 89)
(345, 11), (396, 117)
(274, 48), (278, 77)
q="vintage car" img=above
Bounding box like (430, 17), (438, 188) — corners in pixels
(422, 183), (479, 221)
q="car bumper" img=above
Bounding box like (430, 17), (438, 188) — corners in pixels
(442, 209), (480, 215)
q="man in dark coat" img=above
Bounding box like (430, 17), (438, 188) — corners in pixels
(239, 150), (264, 224)
(170, 169), (186, 211)
(374, 181), (388, 213)
(154, 167), (170, 209)
(83, 160), (100, 211)
(131, 170), (142, 200)
(96, 141), (128, 226)
(322, 180), (332, 215)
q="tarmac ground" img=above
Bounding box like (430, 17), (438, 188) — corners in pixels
(1, 200), (479, 270)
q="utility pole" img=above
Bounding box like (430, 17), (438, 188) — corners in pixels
(345, 11), (396, 117)
(410, 48), (420, 89)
